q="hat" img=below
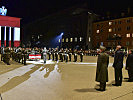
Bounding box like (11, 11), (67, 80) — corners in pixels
(100, 45), (106, 50)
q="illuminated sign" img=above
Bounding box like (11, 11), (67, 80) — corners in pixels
(0, 6), (7, 16)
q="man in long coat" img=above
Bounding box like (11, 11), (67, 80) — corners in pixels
(112, 45), (124, 86)
(126, 49), (133, 82)
(96, 46), (109, 91)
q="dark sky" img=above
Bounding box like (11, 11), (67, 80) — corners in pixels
(0, 0), (131, 25)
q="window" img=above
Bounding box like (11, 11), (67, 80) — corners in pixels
(127, 26), (131, 30)
(62, 38), (64, 42)
(132, 34), (133, 37)
(126, 41), (130, 46)
(70, 38), (73, 42)
(118, 21), (121, 24)
(108, 42), (111, 46)
(118, 27), (121, 31)
(114, 21), (117, 25)
(109, 28), (112, 32)
(109, 22), (112, 26)
(96, 30), (100, 33)
(132, 41), (133, 46)
(88, 37), (91, 42)
(127, 19), (131, 23)
(66, 38), (68, 42)
(80, 37), (83, 42)
(75, 37), (77, 42)
(126, 34), (130, 38)
(59, 39), (61, 43)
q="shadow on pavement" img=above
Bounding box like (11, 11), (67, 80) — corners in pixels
(0, 65), (42, 94)
(74, 88), (98, 93)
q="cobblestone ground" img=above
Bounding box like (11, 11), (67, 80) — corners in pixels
(0, 55), (133, 100)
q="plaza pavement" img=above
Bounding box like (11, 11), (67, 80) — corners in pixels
(0, 56), (133, 100)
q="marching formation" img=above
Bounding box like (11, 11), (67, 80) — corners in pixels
(0, 47), (100, 65)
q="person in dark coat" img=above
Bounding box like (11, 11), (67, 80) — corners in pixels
(112, 45), (124, 86)
(126, 49), (133, 82)
(96, 46), (109, 91)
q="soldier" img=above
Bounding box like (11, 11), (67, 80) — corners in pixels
(1, 47), (4, 61)
(42, 47), (47, 64)
(65, 48), (69, 62)
(17, 47), (22, 63)
(47, 48), (51, 60)
(4, 47), (11, 65)
(52, 48), (55, 61)
(96, 46), (109, 91)
(79, 48), (84, 62)
(68, 48), (72, 62)
(58, 48), (63, 62)
(22, 48), (27, 65)
(73, 49), (78, 62)
(55, 48), (58, 61)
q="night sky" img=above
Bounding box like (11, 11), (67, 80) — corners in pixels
(0, 0), (131, 25)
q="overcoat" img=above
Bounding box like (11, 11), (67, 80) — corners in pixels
(96, 52), (109, 82)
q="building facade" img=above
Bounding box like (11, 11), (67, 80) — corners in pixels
(0, 15), (21, 47)
(24, 4), (98, 49)
(93, 17), (133, 49)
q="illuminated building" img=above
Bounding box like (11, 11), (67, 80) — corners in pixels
(93, 17), (133, 49)
(0, 6), (21, 47)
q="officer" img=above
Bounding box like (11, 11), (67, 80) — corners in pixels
(68, 48), (72, 62)
(79, 48), (84, 62)
(74, 49), (78, 62)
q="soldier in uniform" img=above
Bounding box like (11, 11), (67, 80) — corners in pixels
(96, 46), (109, 91)
(79, 48), (84, 62)
(47, 48), (51, 60)
(17, 47), (22, 63)
(22, 48), (27, 65)
(65, 48), (69, 62)
(55, 48), (58, 61)
(1, 47), (4, 61)
(73, 49), (78, 62)
(68, 48), (72, 62)
(4, 47), (11, 65)
(52, 48), (55, 61)
(42, 47), (47, 64)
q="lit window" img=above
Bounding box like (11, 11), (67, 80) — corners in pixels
(59, 39), (60, 43)
(89, 37), (91, 42)
(62, 38), (64, 42)
(80, 37), (83, 42)
(109, 28), (112, 32)
(126, 34), (130, 38)
(66, 38), (68, 42)
(109, 22), (112, 26)
(132, 34), (133, 37)
(70, 38), (73, 42)
(75, 37), (77, 42)
(96, 30), (100, 33)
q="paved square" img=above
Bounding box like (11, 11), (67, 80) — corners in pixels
(0, 56), (133, 100)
